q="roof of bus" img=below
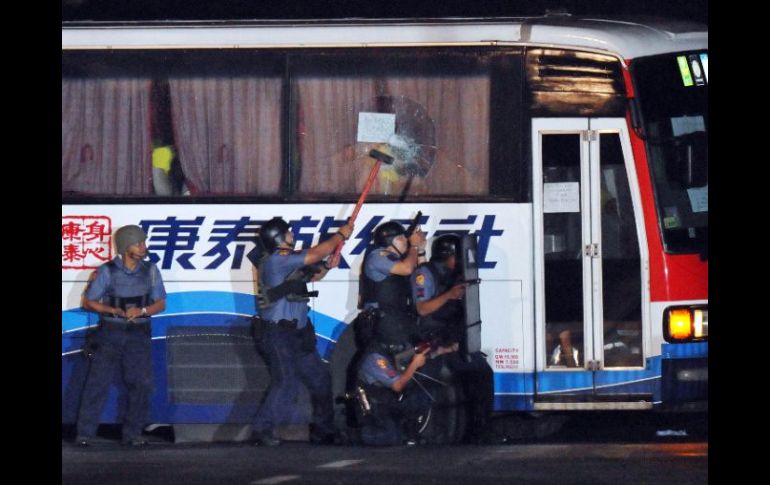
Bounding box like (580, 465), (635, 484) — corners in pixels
(62, 16), (707, 60)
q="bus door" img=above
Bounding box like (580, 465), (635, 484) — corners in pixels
(532, 118), (649, 409)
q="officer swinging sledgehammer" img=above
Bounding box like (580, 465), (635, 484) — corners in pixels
(247, 216), (354, 446)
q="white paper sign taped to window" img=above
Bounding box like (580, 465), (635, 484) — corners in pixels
(357, 112), (396, 143)
(544, 182), (580, 213)
(671, 115), (705, 137)
(687, 185), (708, 213)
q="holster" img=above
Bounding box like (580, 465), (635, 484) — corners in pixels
(250, 315), (267, 342)
(300, 321), (317, 353)
(83, 327), (101, 359)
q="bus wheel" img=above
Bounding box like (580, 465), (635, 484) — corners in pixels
(413, 372), (467, 444)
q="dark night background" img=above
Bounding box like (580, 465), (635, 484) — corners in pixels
(62, 0), (708, 23)
(53, 0), (728, 478)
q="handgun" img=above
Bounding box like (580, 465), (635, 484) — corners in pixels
(404, 211), (423, 237)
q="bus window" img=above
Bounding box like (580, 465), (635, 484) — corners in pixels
(62, 48), (525, 201)
(289, 50), (520, 199)
(167, 76), (283, 196)
(542, 133), (585, 369)
(599, 133), (642, 368)
(62, 78), (154, 195)
(292, 51), (490, 199)
(631, 52), (708, 256)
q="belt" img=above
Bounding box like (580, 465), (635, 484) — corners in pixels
(101, 320), (151, 332)
(263, 318), (299, 329)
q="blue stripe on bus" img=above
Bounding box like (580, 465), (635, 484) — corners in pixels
(63, 292), (706, 413)
(162, 291), (257, 315)
(310, 311), (348, 343)
(535, 371), (594, 393)
(493, 372), (534, 394)
(63, 291), (258, 333)
(661, 341), (708, 359)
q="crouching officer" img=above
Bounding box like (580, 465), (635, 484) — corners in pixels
(251, 216), (354, 446)
(75, 225), (166, 447)
(411, 233), (494, 442)
(354, 325), (431, 446)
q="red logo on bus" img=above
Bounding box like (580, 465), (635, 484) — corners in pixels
(62, 216), (112, 269)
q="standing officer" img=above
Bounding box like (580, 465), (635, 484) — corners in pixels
(410, 233), (494, 443)
(361, 220), (427, 350)
(75, 225), (166, 447)
(251, 217), (354, 446)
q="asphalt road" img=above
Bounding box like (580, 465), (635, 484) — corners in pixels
(62, 412), (708, 484)
(62, 440), (707, 485)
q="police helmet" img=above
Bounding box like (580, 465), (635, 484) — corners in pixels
(431, 233), (461, 262)
(260, 217), (290, 251)
(114, 225), (147, 255)
(373, 221), (406, 248)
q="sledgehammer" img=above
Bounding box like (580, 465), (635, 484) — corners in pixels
(330, 149), (395, 262)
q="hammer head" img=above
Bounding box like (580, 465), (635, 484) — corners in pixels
(369, 149), (395, 165)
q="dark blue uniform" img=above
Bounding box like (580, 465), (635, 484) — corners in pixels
(252, 248), (335, 440)
(410, 261), (494, 441)
(77, 257), (166, 443)
(362, 249), (418, 348)
(356, 350), (429, 446)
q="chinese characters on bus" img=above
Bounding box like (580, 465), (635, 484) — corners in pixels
(62, 216), (113, 269)
(62, 214), (503, 270)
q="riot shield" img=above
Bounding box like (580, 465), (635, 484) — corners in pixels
(460, 233), (482, 354)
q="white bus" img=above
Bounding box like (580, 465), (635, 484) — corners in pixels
(62, 15), (708, 440)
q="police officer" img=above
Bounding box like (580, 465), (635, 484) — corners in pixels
(410, 233), (494, 442)
(75, 225), (166, 447)
(361, 220), (427, 350)
(355, 337), (431, 446)
(251, 216), (354, 446)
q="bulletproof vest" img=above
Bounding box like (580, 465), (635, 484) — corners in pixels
(100, 260), (153, 325)
(362, 252), (418, 345)
(362, 251), (411, 309)
(256, 250), (317, 309)
(418, 262), (463, 331)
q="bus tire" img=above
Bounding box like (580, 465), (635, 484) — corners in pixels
(413, 370), (467, 444)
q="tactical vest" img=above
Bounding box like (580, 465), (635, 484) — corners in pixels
(256, 251), (319, 310)
(417, 262), (464, 336)
(362, 253), (418, 345)
(100, 260), (153, 326)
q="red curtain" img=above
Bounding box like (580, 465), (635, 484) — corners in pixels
(295, 75), (490, 196)
(168, 77), (283, 195)
(62, 78), (153, 195)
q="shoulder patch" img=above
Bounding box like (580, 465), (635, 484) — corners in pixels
(278, 249), (291, 256)
(415, 274), (425, 286)
(376, 358), (389, 369)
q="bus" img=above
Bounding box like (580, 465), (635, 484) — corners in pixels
(62, 15), (708, 441)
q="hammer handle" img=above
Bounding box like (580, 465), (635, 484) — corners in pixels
(331, 158), (383, 262)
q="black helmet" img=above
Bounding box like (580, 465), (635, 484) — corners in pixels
(260, 217), (290, 251)
(373, 220), (406, 248)
(431, 233), (460, 262)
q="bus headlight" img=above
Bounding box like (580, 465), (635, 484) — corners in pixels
(664, 306), (708, 342)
